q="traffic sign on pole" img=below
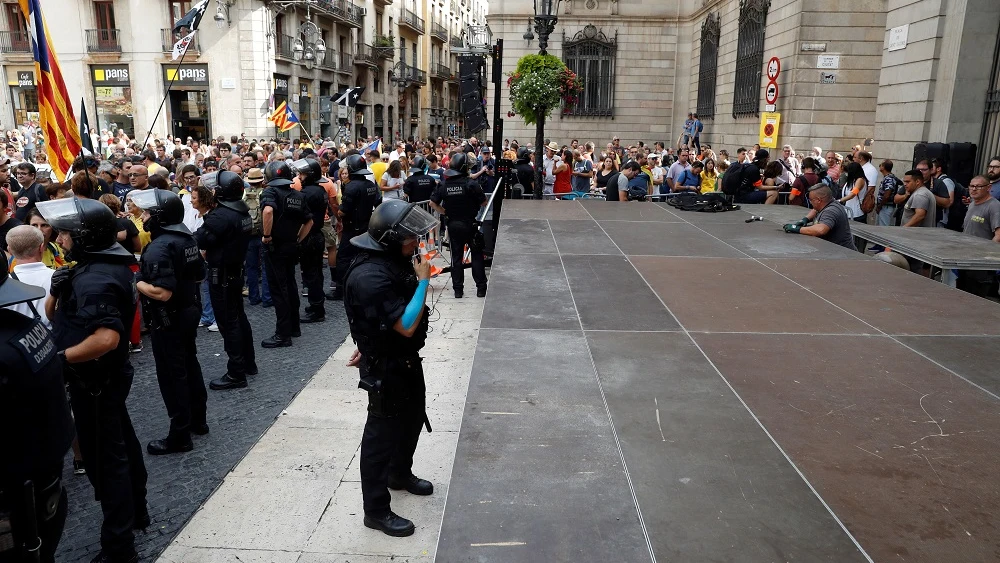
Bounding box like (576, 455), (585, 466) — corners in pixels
(767, 57), (781, 81)
(765, 81), (778, 105)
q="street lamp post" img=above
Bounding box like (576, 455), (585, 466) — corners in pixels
(531, 0), (560, 199)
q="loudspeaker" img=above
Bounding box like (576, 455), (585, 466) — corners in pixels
(912, 142), (949, 170)
(458, 54), (489, 133)
(947, 142), (977, 187)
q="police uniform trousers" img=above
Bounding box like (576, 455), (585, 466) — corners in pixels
(68, 369), (148, 558)
(446, 219), (487, 292)
(264, 243), (301, 337)
(150, 304), (207, 438)
(0, 463), (67, 563)
(299, 232), (326, 317)
(359, 357), (427, 516)
(208, 269), (257, 378)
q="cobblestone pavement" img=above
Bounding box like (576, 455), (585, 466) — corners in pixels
(56, 269), (350, 563)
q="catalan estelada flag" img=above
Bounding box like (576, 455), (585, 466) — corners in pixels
(268, 101), (300, 133)
(19, 0), (81, 181)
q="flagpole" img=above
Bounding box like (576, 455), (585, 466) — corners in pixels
(141, 38), (193, 150)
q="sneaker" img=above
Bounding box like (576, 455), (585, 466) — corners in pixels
(198, 321), (206, 327)
(207, 323), (220, 332)
(242, 287), (249, 297)
(129, 342), (142, 354)
(73, 459), (86, 475)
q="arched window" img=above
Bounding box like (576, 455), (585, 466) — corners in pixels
(697, 13), (720, 120)
(562, 25), (616, 117)
(732, 0), (770, 118)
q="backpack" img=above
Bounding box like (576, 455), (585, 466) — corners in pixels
(244, 187), (263, 236)
(721, 162), (747, 196)
(627, 174), (648, 201)
(942, 174), (968, 232)
(696, 121), (703, 133)
(859, 182), (876, 215)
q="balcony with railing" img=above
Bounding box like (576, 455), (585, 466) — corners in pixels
(373, 36), (394, 61)
(431, 62), (451, 81)
(321, 49), (338, 70)
(400, 8), (424, 34)
(0, 30), (30, 54)
(373, 0), (392, 7)
(449, 32), (464, 48)
(431, 21), (448, 43)
(314, 0), (365, 28)
(276, 33), (296, 60)
(338, 51), (354, 72)
(86, 29), (122, 53)
(354, 43), (378, 67)
(160, 29), (201, 54)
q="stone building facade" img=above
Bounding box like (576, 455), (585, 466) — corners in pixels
(0, 0), (487, 142)
(487, 0), (1000, 167)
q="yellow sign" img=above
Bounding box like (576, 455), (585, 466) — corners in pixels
(759, 112), (780, 149)
(94, 69), (105, 82)
(95, 87), (114, 97)
(165, 68), (178, 81)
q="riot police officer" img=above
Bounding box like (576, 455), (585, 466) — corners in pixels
(37, 197), (149, 563)
(430, 153), (488, 298)
(401, 156), (437, 203)
(291, 158), (327, 323)
(344, 199), (438, 538)
(195, 171), (257, 391)
(330, 154), (382, 300)
(0, 267), (74, 563)
(130, 188), (208, 455)
(260, 161), (313, 347)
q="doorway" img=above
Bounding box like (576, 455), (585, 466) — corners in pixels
(169, 89), (210, 140)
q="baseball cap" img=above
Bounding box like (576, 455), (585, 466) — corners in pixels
(482, 146), (491, 154)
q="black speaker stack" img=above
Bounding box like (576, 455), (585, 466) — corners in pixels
(458, 54), (489, 133)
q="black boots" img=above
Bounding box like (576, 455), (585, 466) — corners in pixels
(300, 313), (325, 324)
(209, 373), (248, 390)
(363, 511), (415, 537)
(261, 334), (293, 348)
(388, 474), (434, 496)
(476, 286), (487, 298)
(146, 436), (193, 456)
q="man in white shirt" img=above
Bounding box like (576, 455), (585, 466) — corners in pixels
(776, 145), (801, 185)
(858, 150), (879, 197)
(5, 225), (53, 328)
(388, 142), (405, 162)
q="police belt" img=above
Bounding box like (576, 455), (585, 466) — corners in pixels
(207, 265), (244, 286)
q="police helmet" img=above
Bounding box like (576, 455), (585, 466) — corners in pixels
(129, 188), (190, 235)
(409, 156), (427, 175)
(0, 263), (45, 308)
(36, 197), (132, 259)
(264, 161), (294, 188)
(516, 147), (531, 163)
(351, 200), (438, 252)
(444, 152), (469, 178)
(291, 158), (323, 184)
(215, 171), (246, 202)
(345, 154), (373, 179)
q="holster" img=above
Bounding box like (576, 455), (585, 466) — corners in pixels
(144, 301), (178, 331)
(361, 356), (425, 424)
(208, 266), (242, 287)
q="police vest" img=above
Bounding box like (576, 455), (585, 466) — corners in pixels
(404, 174), (437, 203)
(344, 252), (429, 358)
(300, 183), (328, 236)
(269, 186), (309, 243)
(342, 179), (381, 236)
(442, 177), (481, 221)
(141, 231), (205, 308)
(0, 309), (74, 480)
(205, 206), (253, 267)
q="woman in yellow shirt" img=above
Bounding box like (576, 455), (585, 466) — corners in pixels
(700, 158), (719, 193)
(24, 208), (68, 268)
(125, 191), (152, 251)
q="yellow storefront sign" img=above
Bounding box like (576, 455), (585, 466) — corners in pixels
(759, 112), (780, 149)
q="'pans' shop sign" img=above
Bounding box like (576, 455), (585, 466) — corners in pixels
(92, 65), (130, 86)
(163, 64), (209, 87)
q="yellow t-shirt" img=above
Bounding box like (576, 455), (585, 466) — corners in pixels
(130, 214), (151, 251)
(369, 161), (388, 184)
(700, 170), (719, 193)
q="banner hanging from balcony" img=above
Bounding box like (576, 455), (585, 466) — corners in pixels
(17, 0), (82, 182)
(173, 0), (209, 33)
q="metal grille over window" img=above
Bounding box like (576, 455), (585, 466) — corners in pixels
(562, 25), (616, 118)
(732, 0), (770, 118)
(697, 12), (720, 120)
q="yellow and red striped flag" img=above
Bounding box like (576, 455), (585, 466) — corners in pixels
(268, 101), (301, 133)
(19, 0), (82, 181)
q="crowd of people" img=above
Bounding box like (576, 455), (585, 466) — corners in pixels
(0, 130), (495, 561)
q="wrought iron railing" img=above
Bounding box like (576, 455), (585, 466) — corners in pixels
(315, 0), (364, 27)
(0, 30), (30, 53)
(160, 29), (201, 53)
(277, 33), (296, 60)
(401, 8), (424, 34)
(85, 29), (122, 53)
(431, 21), (448, 42)
(354, 43), (377, 66)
